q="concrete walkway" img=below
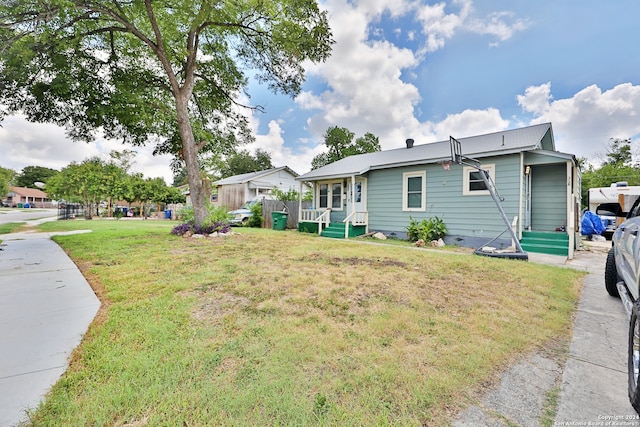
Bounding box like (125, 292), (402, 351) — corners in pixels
(554, 246), (638, 425)
(0, 230), (100, 427)
(455, 243), (639, 426)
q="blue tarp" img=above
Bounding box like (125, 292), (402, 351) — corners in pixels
(581, 211), (605, 235)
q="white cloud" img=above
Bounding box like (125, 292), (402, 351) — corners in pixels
(245, 117), (324, 175)
(516, 82), (553, 116)
(433, 108), (509, 140)
(467, 11), (530, 42)
(0, 113), (174, 183)
(413, 0), (528, 53)
(298, 1), (422, 149)
(415, 0), (471, 53)
(293, 0), (530, 157)
(517, 82), (640, 158)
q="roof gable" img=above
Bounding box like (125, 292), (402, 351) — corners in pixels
(298, 123), (559, 181)
(8, 186), (49, 198)
(214, 166), (298, 186)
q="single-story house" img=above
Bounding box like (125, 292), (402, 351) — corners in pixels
(296, 123), (581, 259)
(6, 186), (52, 208)
(213, 166), (304, 210)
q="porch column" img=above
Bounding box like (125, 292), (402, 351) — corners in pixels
(567, 160), (576, 260)
(298, 181), (303, 224)
(350, 175), (356, 219)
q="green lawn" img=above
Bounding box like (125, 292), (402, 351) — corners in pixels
(0, 222), (25, 235)
(27, 220), (584, 426)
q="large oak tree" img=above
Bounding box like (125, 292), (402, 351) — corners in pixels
(311, 126), (381, 170)
(0, 1), (333, 227)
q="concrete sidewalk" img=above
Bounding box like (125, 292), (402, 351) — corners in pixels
(0, 231), (100, 427)
(554, 247), (638, 425)
(455, 244), (638, 426)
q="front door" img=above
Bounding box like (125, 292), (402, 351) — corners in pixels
(349, 178), (366, 212)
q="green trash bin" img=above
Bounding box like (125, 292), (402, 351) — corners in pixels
(271, 211), (288, 230)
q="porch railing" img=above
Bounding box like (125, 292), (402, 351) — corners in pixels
(300, 208), (331, 235)
(343, 211), (369, 238)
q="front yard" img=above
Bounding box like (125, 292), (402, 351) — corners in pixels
(29, 221), (583, 426)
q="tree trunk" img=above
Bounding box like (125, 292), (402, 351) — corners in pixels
(175, 96), (207, 228)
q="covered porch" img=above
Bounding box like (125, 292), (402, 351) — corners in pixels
(297, 175), (369, 239)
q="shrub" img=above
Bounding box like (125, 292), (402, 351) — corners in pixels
(406, 216), (448, 242)
(272, 187), (300, 202)
(177, 203), (229, 225)
(247, 202), (263, 227)
(171, 223), (194, 236)
(171, 221), (231, 236)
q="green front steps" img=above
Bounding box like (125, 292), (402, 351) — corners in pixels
(320, 222), (367, 239)
(520, 231), (569, 256)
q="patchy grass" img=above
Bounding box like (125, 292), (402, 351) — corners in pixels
(0, 221), (25, 235)
(28, 222), (584, 426)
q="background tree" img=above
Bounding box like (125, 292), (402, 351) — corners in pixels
(101, 162), (128, 217)
(605, 138), (634, 166)
(46, 158), (109, 218)
(171, 166), (189, 188)
(121, 174), (146, 216)
(142, 177), (171, 218)
(15, 166), (58, 188)
(0, 1), (333, 228)
(213, 149), (275, 178)
(109, 150), (137, 174)
(581, 137), (640, 204)
(162, 187), (186, 205)
(0, 166), (17, 199)
(311, 127), (381, 169)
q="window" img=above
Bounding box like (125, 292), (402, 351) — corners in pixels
(332, 182), (342, 209)
(318, 181), (343, 210)
(319, 183), (329, 208)
(463, 164), (495, 196)
(402, 171), (426, 211)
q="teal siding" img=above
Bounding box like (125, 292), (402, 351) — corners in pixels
(329, 207), (346, 223)
(530, 164), (566, 231)
(525, 152), (563, 165)
(540, 128), (554, 151)
(367, 154), (523, 238)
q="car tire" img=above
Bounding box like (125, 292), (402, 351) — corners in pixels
(605, 248), (620, 297)
(629, 300), (640, 413)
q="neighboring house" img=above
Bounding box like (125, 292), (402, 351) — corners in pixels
(296, 123), (581, 259)
(213, 166), (303, 210)
(5, 186), (53, 208)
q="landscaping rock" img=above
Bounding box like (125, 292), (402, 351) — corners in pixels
(372, 232), (387, 240)
(430, 238), (445, 247)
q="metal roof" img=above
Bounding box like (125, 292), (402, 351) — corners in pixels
(298, 123), (558, 181)
(8, 186), (49, 198)
(214, 166), (298, 186)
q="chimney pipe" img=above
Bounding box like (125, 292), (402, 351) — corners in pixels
(405, 138), (414, 149)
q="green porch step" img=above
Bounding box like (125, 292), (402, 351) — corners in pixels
(321, 222), (367, 239)
(520, 231), (569, 256)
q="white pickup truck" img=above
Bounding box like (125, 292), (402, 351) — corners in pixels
(602, 199), (640, 413)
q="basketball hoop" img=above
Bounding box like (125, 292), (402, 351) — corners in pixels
(441, 161), (451, 171)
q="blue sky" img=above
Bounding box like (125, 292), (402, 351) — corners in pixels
(1, 0), (640, 183)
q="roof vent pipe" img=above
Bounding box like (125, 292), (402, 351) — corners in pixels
(406, 138), (414, 148)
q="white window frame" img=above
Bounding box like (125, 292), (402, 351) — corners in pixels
(463, 164), (495, 196)
(317, 180), (343, 211)
(402, 171), (426, 212)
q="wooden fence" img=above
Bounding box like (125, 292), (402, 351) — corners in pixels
(262, 200), (311, 229)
